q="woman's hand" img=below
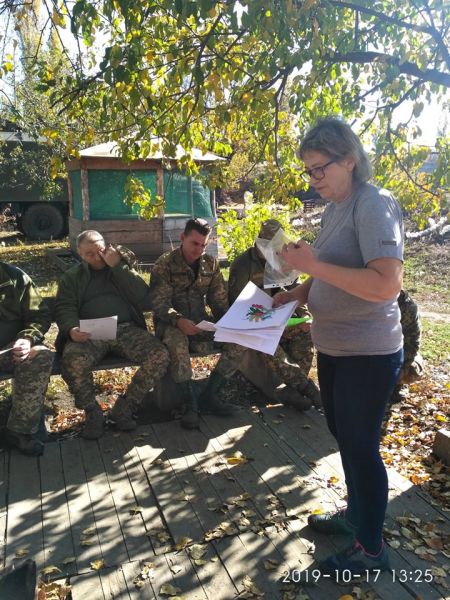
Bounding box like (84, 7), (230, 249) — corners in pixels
(278, 240), (318, 275)
(272, 290), (295, 308)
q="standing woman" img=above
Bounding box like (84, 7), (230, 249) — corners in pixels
(274, 117), (404, 577)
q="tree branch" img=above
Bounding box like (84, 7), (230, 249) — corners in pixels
(330, 51), (450, 87)
(329, 0), (450, 71)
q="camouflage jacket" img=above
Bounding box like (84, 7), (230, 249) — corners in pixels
(55, 247), (151, 347)
(398, 289), (421, 368)
(0, 261), (51, 345)
(150, 247), (228, 327)
(228, 247), (268, 304)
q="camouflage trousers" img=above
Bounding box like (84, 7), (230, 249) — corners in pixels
(0, 344), (53, 434)
(159, 325), (242, 383)
(398, 353), (424, 385)
(241, 330), (313, 394)
(60, 322), (169, 411)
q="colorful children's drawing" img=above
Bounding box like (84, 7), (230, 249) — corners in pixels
(246, 303), (274, 322)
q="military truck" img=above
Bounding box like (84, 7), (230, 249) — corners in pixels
(0, 129), (68, 239)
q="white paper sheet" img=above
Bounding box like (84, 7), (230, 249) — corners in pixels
(216, 282), (297, 329)
(213, 281), (298, 355)
(79, 316), (118, 340)
(196, 320), (217, 332)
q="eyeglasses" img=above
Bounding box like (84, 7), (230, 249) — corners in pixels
(301, 159), (336, 181)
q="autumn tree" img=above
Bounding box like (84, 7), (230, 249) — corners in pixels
(1, 0), (448, 216)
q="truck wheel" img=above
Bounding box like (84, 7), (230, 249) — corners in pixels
(21, 203), (65, 240)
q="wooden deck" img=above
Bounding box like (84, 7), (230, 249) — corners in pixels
(0, 405), (448, 599)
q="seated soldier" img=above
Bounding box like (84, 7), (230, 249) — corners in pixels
(55, 230), (169, 439)
(391, 289), (424, 403)
(228, 219), (321, 409)
(0, 261), (53, 456)
(150, 218), (241, 429)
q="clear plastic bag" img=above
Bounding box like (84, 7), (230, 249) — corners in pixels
(255, 227), (302, 289)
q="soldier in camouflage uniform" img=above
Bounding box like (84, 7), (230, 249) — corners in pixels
(55, 230), (169, 439)
(150, 218), (241, 429)
(228, 219), (320, 410)
(390, 289), (423, 403)
(0, 261), (53, 456)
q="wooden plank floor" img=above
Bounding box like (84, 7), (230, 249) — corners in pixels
(0, 405), (448, 599)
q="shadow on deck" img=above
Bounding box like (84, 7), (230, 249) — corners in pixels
(0, 405), (448, 599)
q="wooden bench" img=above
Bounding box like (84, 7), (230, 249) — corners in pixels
(0, 298), (283, 407)
(0, 296), (143, 383)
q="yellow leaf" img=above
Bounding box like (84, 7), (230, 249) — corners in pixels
(15, 547), (29, 557)
(175, 536), (192, 550)
(242, 574), (263, 597)
(227, 451), (248, 465)
(436, 414), (447, 422)
(159, 582), (181, 596)
(40, 565), (62, 576)
(90, 559), (105, 571)
(311, 508), (323, 515)
(338, 596), (353, 600)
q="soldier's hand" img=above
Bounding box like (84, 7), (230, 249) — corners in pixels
(176, 318), (201, 336)
(12, 338), (31, 362)
(99, 244), (121, 268)
(69, 327), (92, 343)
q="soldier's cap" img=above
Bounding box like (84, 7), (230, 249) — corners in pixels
(258, 219), (282, 240)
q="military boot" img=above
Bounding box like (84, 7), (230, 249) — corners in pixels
(5, 429), (44, 457)
(35, 413), (48, 443)
(299, 379), (322, 408)
(109, 395), (137, 431)
(82, 404), (104, 440)
(179, 381), (200, 430)
(199, 371), (236, 416)
(275, 385), (311, 410)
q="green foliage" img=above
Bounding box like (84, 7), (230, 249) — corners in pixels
(217, 194), (293, 262)
(420, 319), (450, 365)
(372, 129), (447, 229)
(1, 0), (448, 215)
(123, 174), (163, 220)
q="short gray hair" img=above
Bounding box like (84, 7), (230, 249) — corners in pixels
(76, 230), (104, 248)
(299, 117), (372, 184)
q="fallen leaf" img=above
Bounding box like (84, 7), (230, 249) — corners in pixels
(61, 556), (76, 565)
(159, 582), (181, 596)
(175, 536), (192, 550)
(15, 547), (29, 557)
(263, 558), (280, 570)
(242, 574), (263, 597)
(90, 559), (105, 571)
(40, 565), (62, 576)
(188, 544), (207, 560)
(129, 505), (143, 515)
(170, 564), (182, 574)
(227, 451), (249, 465)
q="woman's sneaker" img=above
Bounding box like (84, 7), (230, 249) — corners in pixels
(320, 540), (390, 581)
(308, 509), (356, 535)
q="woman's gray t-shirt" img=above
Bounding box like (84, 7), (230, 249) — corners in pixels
(308, 183), (404, 356)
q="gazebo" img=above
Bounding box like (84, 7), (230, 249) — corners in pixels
(66, 142), (224, 261)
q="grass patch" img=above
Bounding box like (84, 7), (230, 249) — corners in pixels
(420, 318), (450, 365)
(403, 240), (450, 312)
